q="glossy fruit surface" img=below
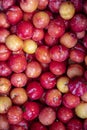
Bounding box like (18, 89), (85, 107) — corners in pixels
(0, 0), (87, 129)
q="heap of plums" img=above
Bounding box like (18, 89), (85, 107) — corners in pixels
(0, 0), (87, 129)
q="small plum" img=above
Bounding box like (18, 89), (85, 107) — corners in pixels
(23, 101), (40, 121)
(7, 106), (23, 125)
(75, 102), (87, 119)
(0, 96), (12, 114)
(50, 45), (69, 62)
(50, 61), (66, 76)
(57, 76), (69, 93)
(10, 88), (28, 105)
(33, 11), (50, 29)
(6, 34), (24, 52)
(40, 72), (56, 89)
(26, 81), (44, 100)
(32, 28), (44, 41)
(68, 77), (87, 96)
(16, 21), (33, 40)
(67, 64), (84, 78)
(35, 45), (51, 64)
(63, 93), (80, 109)
(23, 39), (37, 54)
(57, 106), (74, 123)
(39, 107), (56, 126)
(11, 73), (28, 88)
(70, 49), (85, 63)
(6, 6), (23, 25)
(20, 0), (39, 13)
(45, 89), (62, 107)
(0, 77), (11, 95)
(8, 54), (27, 73)
(48, 18), (65, 38)
(60, 32), (77, 48)
(25, 61), (42, 78)
(70, 14), (87, 32)
(59, 1), (75, 20)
